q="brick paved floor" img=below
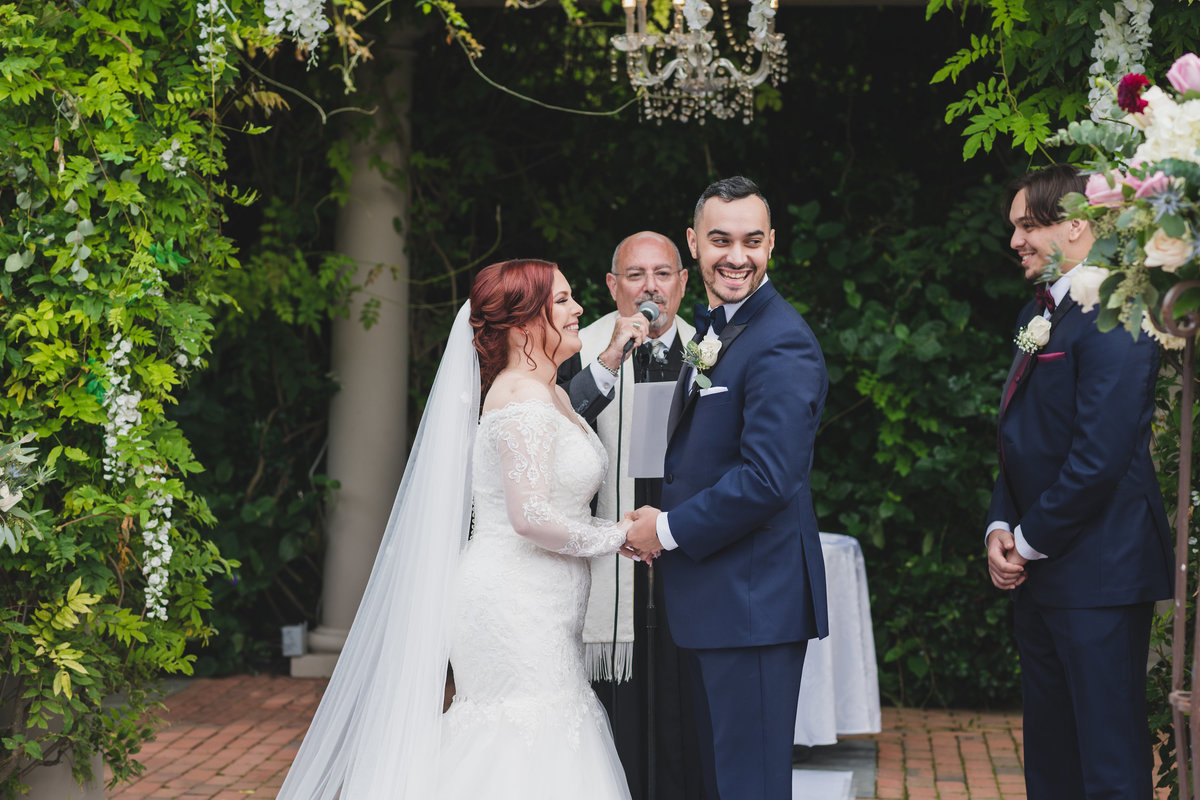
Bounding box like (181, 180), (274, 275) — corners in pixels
(103, 674), (1157, 800)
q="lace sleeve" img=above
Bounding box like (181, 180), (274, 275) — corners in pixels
(492, 405), (628, 557)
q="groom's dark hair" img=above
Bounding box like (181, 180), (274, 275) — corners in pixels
(694, 176), (771, 229)
(1006, 165), (1086, 227)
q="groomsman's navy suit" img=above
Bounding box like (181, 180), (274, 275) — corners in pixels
(658, 280), (828, 800)
(989, 291), (1172, 800)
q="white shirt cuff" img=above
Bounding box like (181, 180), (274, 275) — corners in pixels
(588, 360), (619, 394)
(984, 520), (1010, 548)
(656, 512), (679, 551)
(1013, 525), (1047, 561)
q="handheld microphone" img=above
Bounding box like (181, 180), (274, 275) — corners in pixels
(623, 301), (662, 355)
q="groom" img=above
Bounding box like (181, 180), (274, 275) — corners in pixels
(987, 164), (1172, 799)
(625, 176), (828, 799)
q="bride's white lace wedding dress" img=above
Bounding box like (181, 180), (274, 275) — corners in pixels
(439, 398), (633, 799)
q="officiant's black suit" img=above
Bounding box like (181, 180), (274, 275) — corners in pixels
(558, 339), (706, 800)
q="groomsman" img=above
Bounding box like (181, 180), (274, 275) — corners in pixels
(626, 177), (829, 800)
(987, 164), (1172, 799)
(558, 231), (705, 800)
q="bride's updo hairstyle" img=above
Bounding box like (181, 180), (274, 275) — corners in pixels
(469, 259), (561, 395)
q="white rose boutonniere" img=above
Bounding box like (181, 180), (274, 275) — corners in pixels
(1015, 315), (1052, 354)
(683, 338), (722, 389)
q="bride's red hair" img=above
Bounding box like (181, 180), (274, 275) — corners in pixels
(469, 259), (561, 396)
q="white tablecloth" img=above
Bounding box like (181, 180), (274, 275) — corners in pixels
(794, 533), (881, 746)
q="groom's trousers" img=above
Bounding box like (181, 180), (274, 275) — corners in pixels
(1014, 594), (1154, 800)
(684, 641), (807, 800)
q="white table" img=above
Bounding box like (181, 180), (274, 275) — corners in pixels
(794, 533), (881, 746)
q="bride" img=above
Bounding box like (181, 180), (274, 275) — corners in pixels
(278, 259), (639, 799)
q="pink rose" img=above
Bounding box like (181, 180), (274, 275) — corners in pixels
(1167, 53), (1200, 95)
(1133, 170), (1169, 198)
(1084, 172), (1126, 207)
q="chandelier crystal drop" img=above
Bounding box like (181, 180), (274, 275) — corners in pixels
(610, 0), (787, 124)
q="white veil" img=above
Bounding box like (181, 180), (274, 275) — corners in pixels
(278, 301), (479, 799)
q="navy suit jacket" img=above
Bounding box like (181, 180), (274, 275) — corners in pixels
(989, 296), (1172, 608)
(658, 280), (829, 650)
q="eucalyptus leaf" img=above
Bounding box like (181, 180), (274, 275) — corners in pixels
(1089, 235), (1118, 261)
(1160, 214), (1186, 239)
(76, 245), (91, 261)
(16, 191), (31, 210)
(64, 198), (78, 214)
(76, 219), (94, 236)
(5, 253), (24, 272)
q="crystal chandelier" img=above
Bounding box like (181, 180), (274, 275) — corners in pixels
(610, 0), (787, 124)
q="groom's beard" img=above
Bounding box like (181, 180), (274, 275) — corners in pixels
(703, 259), (765, 305)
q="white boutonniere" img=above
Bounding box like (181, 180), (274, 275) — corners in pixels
(1015, 315), (1052, 354)
(683, 339), (722, 389)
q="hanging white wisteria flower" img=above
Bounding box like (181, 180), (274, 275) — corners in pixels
(1088, 0), (1154, 124)
(102, 334), (141, 484)
(196, 0), (232, 74)
(102, 334), (177, 621)
(158, 139), (188, 179)
(264, 0), (331, 62)
(140, 465), (176, 622)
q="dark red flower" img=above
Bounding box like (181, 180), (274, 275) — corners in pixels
(1117, 73), (1151, 114)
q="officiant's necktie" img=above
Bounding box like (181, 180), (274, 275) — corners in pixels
(693, 303), (727, 337)
(633, 340), (671, 383)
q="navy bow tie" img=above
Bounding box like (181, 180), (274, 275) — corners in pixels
(1034, 285), (1056, 313)
(694, 303), (728, 336)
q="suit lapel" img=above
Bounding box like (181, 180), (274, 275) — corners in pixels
(1000, 295), (1078, 416)
(667, 330), (701, 441)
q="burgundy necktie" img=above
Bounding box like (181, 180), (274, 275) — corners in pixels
(1034, 285), (1056, 313)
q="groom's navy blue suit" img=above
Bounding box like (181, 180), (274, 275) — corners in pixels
(658, 280), (828, 800)
(990, 294), (1172, 799)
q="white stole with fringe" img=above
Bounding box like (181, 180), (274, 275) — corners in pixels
(578, 311), (694, 682)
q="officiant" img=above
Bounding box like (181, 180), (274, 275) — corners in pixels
(558, 231), (703, 800)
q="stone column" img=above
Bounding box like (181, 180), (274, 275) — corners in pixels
(291, 38), (414, 678)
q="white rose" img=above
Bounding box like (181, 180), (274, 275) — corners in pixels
(1144, 227), (1193, 272)
(697, 338), (722, 368)
(1026, 316), (1052, 348)
(0, 483), (22, 513)
(1069, 265), (1110, 313)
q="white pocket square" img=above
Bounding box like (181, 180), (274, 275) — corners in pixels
(699, 386), (729, 397)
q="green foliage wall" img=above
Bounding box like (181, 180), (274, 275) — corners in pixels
(0, 2), (243, 791)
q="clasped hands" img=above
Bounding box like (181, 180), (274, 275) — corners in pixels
(618, 505), (663, 562)
(986, 529), (1028, 590)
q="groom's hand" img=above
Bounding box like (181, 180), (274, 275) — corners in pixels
(986, 529), (1026, 590)
(625, 506), (663, 560)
